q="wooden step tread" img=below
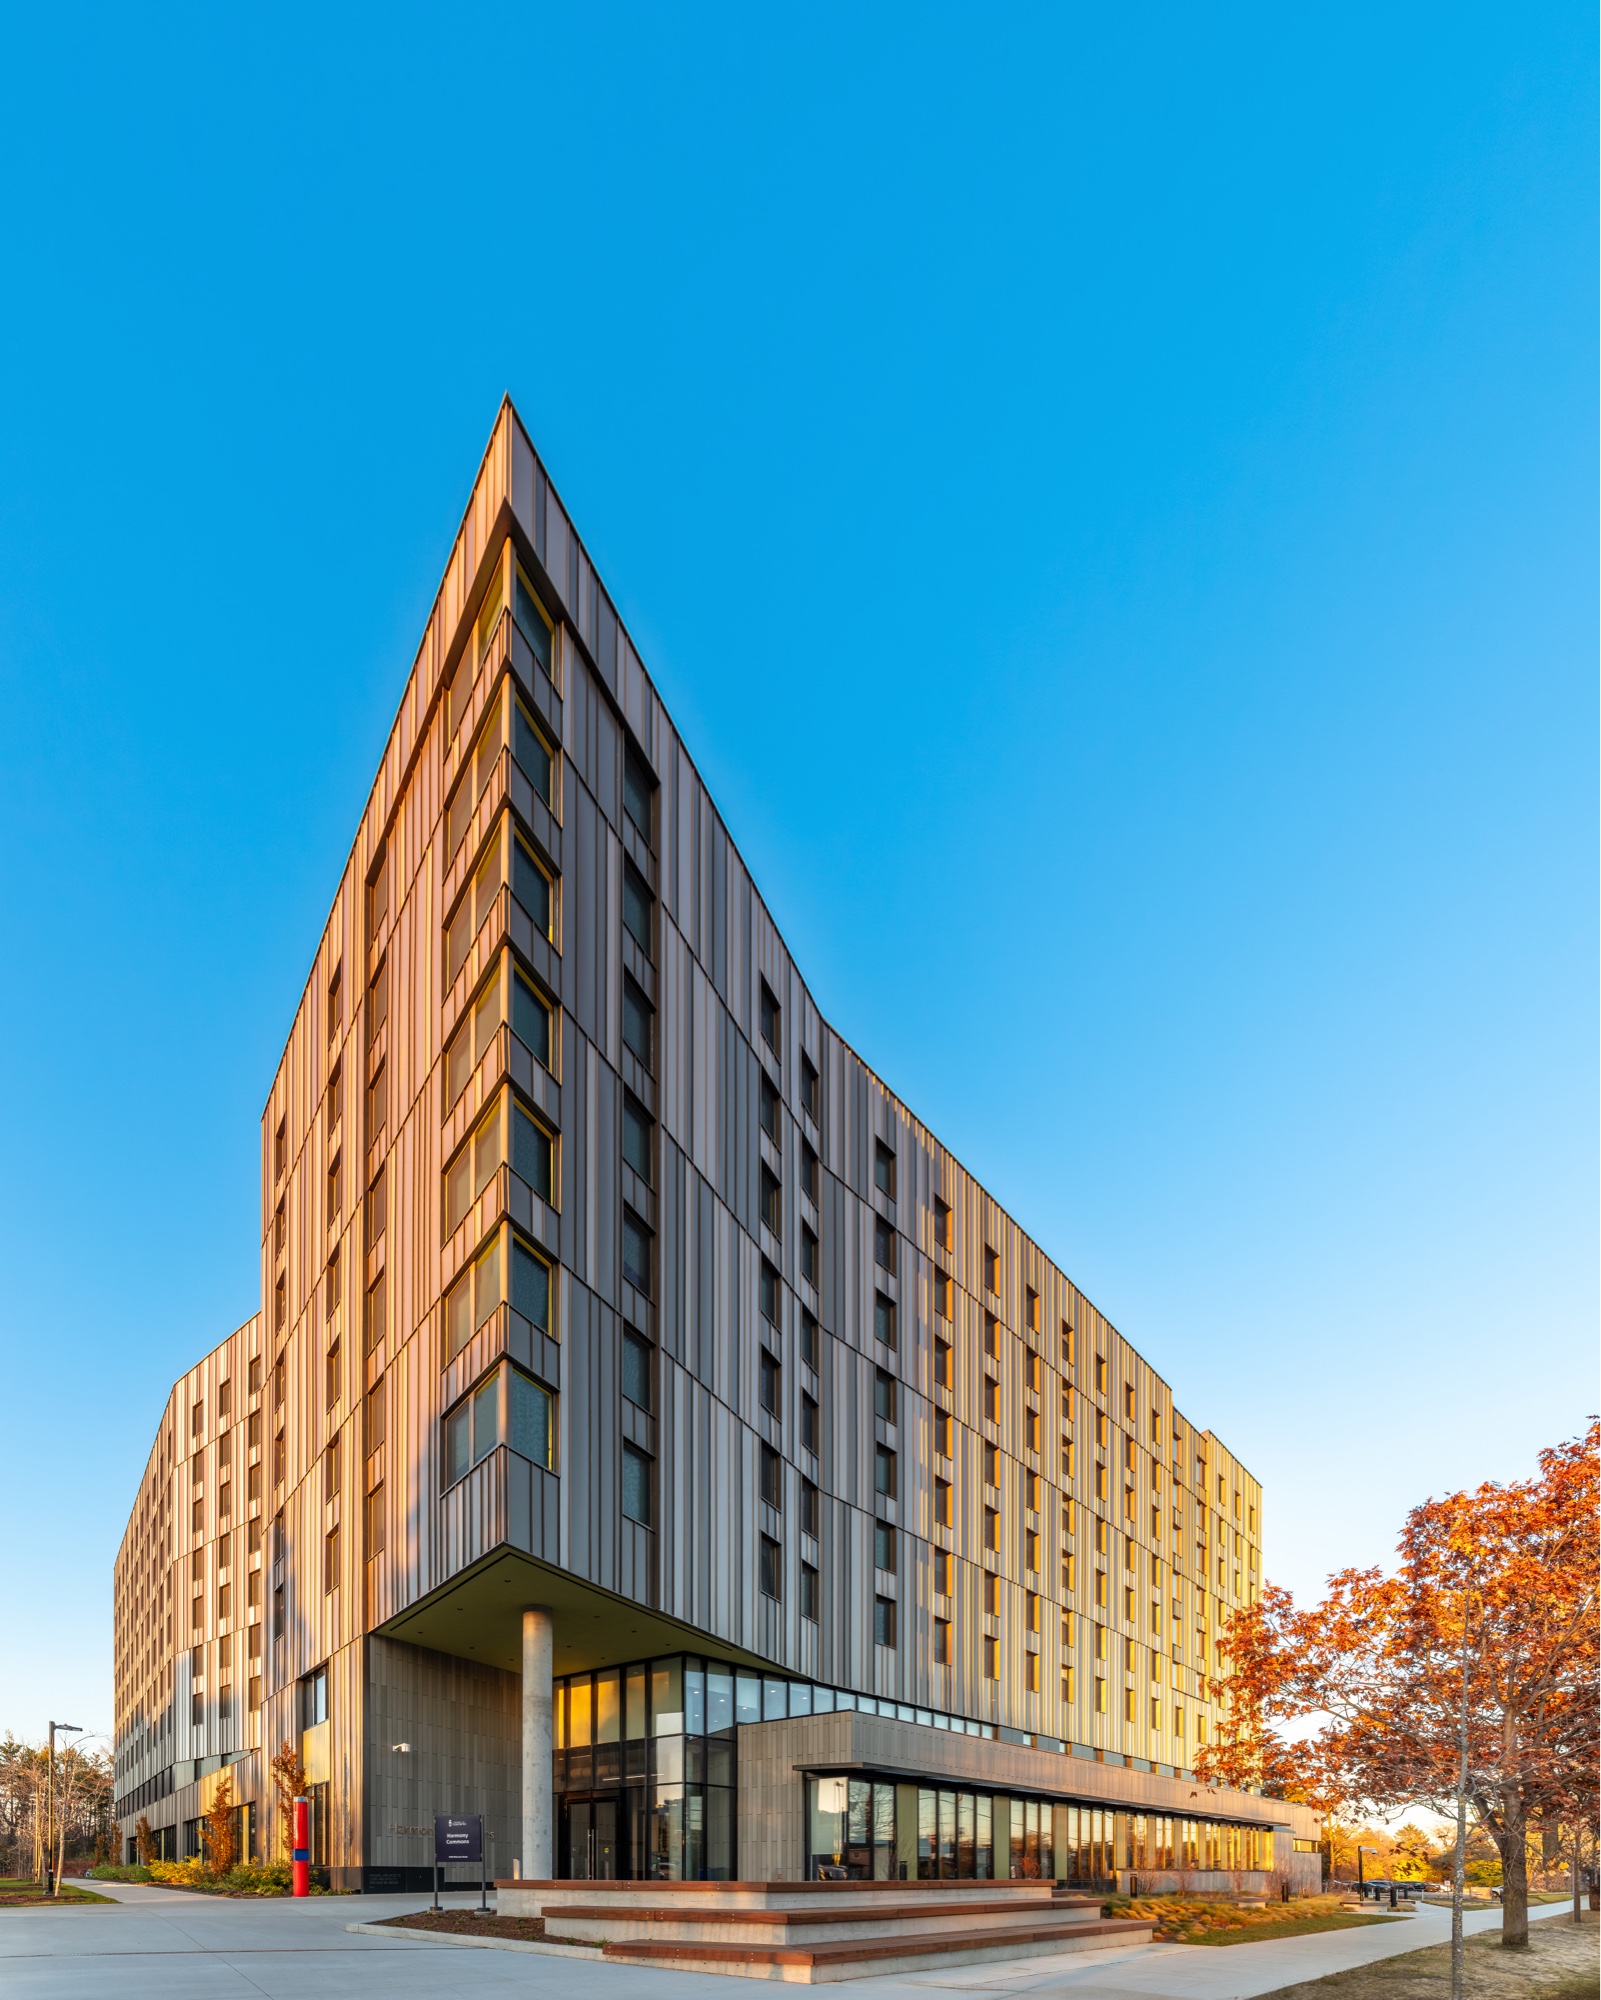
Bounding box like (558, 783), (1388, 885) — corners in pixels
(602, 1917), (1151, 1966)
(559, 1898), (1092, 1928)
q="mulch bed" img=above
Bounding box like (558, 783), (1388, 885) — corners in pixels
(381, 1911), (553, 1941)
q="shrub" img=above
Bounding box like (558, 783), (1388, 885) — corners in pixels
(88, 1864), (153, 1882)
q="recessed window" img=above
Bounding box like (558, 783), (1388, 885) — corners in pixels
(759, 1073), (780, 1141)
(759, 980), (780, 1054)
(800, 1224), (818, 1285)
(983, 1312), (998, 1358)
(622, 1092), (653, 1181)
(274, 1120), (287, 1182)
(801, 1477), (818, 1536)
(873, 1292), (896, 1350)
(800, 1309), (818, 1370)
(513, 563), (553, 676)
(873, 1368), (896, 1424)
(873, 1595), (897, 1649)
(367, 959), (388, 1045)
(800, 1055), (819, 1121)
(873, 1140), (895, 1200)
(623, 742), (655, 843)
(983, 1246), (999, 1294)
(934, 1271), (951, 1319)
(446, 977), (503, 1112)
(935, 1474), (952, 1525)
(326, 1152), (342, 1228)
(983, 1635), (999, 1680)
(622, 975), (653, 1068)
(622, 860), (653, 954)
(513, 968), (552, 1069)
(760, 1259), (780, 1326)
(984, 1506), (999, 1551)
(873, 1216), (895, 1273)
(934, 1338), (952, 1389)
(934, 1617), (951, 1664)
(800, 1141), (818, 1202)
(760, 1165), (782, 1237)
(327, 965), (343, 1045)
(983, 1442), (999, 1485)
(935, 1411), (953, 1458)
(874, 1521), (897, 1572)
(934, 1196), (952, 1254)
(800, 1563), (819, 1623)
(1025, 1286), (1040, 1333)
(873, 1443), (897, 1500)
(512, 1234), (552, 1332)
(760, 1443), (783, 1508)
(513, 694), (554, 807)
(622, 1208), (652, 1294)
(367, 1061), (387, 1139)
(476, 556), (506, 661)
(445, 1237), (503, 1357)
(800, 1392), (819, 1455)
(444, 1364), (553, 1485)
(759, 1535), (782, 1600)
(512, 1100), (555, 1204)
(513, 834), (554, 942)
(982, 1377), (999, 1425)
(759, 1350), (781, 1417)
(367, 845), (389, 934)
(622, 1442), (652, 1524)
(623, 1330), (652, 1412)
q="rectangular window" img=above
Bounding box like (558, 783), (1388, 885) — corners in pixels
(983, 1635), (998, 1681)
(622, 1208), (652, 1294)
(759, 1535), (782, 1600)
(324, 1248), (341, 1321)
(935, 1476), (952, 1526)
(513, 563), (553, 674)
(622, 860), (653, 954)
(800, 1054), (819, 1121)
(873, 1443), (897, 1500)
(327, 965), (342, 1044)
(326, 1152), (342, 1227)
(366, 1060), (387, 1140)
(800, 1224), (818, 1284)
(873, 1215), (895, 1273)
(934, 1196), (952, 1253)
(324, 1344), (341, 1410)
(446, 977), (502, 1111)
(511, 1234), (551, 1331)
(511, 1101), (554, 1202)
(623, 742), (655, 842)
(874, 1595), (897, 1648)
(323, 1525), (339, 1594)
(508, 1369), (553, 1469)
(760, 1259), (780, 1326)
(759, 1072), (779, 1141)
(800, 1562), (818, 1622)
(368, 958), (389, 1045)
(800, 1392), (819, 1455)
(982, 1377), (999, 1425)
(760, 1165), (781, 1237)
(274, 1119), (287, 1182)
(984, 1312), (998, 1357)
(801, 1477), (819, 1537)
(623, 1330), (653, 1412)
(873, 1292), (896, 1349)
(622, 975), (653, 1067)
(759, 1350), (781, 1417)
(934, 1338), (952, 1388)
(873, 1367), (896, 1424)
(983, 1246), (999, 1293)
(934, 1617), (951, 1664)
(984, 1506), (999, 1551)
(366, 1167), (386, 1250)
(1025, 1650), (1039, 1692)
(873, 1520), (897, 1572)
(800, 1140), (818, 1202)
(759, 979), (780, 1053)
(513, 969), (552, 1069)
(800, 1309), (818, 1370)
(873, 1139), (895, 1200)
(513, 836), (553, 941)
(445, 1237), (502, 1358)
(445, 1103), (502, 1235)
(760, 1444), (783, 1509)
(622, 1092), (653, 1180)
(365, 1484), (386, 1553)
(622, 1443), (652, 1525)
(512, 695), (554, 806)
(1025, 1286), (1040, 1332)
(476, 555), (505, 659)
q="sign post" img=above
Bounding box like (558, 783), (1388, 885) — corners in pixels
(434, 1815), (483, 1913)
(291, 1796), (310, 1898)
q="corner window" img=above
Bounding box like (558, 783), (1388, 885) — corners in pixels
(623, 743), (655, 843)
(511, 1234), (551, 1332)
(445, 1102), (502, 1235)
(476, 556), (506, 662)
(511, 1100), (555, 1204)
(513, 694), (554, 807)
(512, 834), (554, 942)
(445, 1237), (502, 1358)
(444, 1362), (553, 1484)
(512, 967), (552, 1070)
(622, 1443), (652, 1525)
(446, 977), (503, 1111)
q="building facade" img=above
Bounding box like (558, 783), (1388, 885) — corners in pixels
(113, 401), (1319, 1890)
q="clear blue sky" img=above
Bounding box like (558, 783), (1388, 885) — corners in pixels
(1, 3), (1593, 1747)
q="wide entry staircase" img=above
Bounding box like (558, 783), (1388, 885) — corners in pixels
(496, 1878), (1154, 1983)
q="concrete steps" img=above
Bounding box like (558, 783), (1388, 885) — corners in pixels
(494, 1880), (1153, 1982)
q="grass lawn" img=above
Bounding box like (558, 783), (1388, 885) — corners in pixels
(0, 1877), (112, 1907)
(1260, 1908), (1598, 2000)
(1113, 1894), (1409, 1946)
(1189, 1913), (1409, 1946)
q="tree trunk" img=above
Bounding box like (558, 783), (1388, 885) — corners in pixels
(1494, 1793), (1528, 1948)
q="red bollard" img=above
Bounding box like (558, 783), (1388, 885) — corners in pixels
(292, 1796), (310, 1897)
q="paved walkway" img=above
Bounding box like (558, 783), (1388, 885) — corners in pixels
(0, 1878), (1574, 2000)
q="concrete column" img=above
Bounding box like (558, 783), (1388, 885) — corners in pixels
(521, 1606), (554, 1879)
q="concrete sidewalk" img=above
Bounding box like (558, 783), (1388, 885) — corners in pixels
(0, 1878), (1574, 1999)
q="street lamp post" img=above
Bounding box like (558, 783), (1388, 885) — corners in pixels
(46, 1723), (83, 1897)
(1357, 1845), (1378, 1899)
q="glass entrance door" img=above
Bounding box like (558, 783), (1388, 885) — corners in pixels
(564, 1796), (619, 1879)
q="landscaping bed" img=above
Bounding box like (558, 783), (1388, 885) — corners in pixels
(377, 1911), (597, 1947)
(1109, 1892), (1406, 1944)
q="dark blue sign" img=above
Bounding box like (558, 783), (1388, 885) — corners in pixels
(435, 1814), (482, 1863)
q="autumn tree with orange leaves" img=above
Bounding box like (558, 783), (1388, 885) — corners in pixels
(1198, 1421), (1598, 1990)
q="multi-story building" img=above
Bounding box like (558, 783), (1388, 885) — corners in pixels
(112, 400), (1320, 1891)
